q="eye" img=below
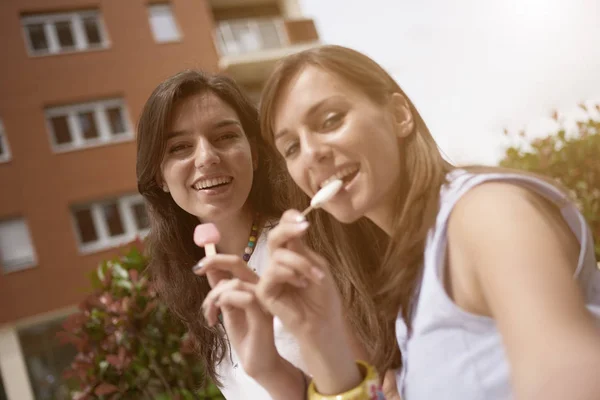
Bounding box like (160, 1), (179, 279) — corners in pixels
(321, 112), (344, 131)
(217, 132), (239, 141)
(168, 143), (190, 154)
(283, 141), (299, 158)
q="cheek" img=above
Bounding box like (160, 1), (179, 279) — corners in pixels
(234, 147), (254, 172)
(163, 162), (183, 183)
(287, 162), (310, 195)
(160, 162), (173, 184)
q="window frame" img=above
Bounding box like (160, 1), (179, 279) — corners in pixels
(21, 10), (109, 56)
(0, 218), (37, 274)
(147, 3), (183, 43)
(215, 17), (288, 57)
(71, 194), (150, 254)
(45, 98), (133, 153)
(0, 119), (11, 163)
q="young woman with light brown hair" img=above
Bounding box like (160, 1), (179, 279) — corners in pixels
(135, 69), (399, 399)
(248, 45), (600, 400)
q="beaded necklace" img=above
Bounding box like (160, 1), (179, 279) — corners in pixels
(242, 215), (259, 271)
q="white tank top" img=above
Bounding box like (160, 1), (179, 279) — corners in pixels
(395, 170), (600, 399)
(216, 225), (305, 400)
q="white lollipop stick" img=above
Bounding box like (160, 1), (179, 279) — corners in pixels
(301, 179), (343, 217)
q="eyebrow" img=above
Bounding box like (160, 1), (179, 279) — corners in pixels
(274, 96), (343, 140)
(167, 119), (242, 139)
(213, 119), (242, 130)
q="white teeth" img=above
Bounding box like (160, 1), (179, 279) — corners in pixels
(320, 166), (359, 188)
(194, 176), (232, 190)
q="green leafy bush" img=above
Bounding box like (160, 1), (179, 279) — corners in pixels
(59, 242), (224, 400)
(500, 106), (600, 259)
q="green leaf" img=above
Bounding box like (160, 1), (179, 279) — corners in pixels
(112, 263), (129, 280)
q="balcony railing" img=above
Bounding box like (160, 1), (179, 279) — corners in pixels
(215, 18), (288, 57)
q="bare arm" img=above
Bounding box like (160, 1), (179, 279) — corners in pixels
(448, 182), (600, 400)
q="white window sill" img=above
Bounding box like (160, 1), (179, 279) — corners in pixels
(154, 37), (183, 44)
(78, 230), (149, 255)
(52, 134), (134, 154)
(2, 262), (37, 275)
(28, 44), (111, 58)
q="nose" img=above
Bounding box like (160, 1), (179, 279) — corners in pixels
(299, 133), (331, 165)
(193, 138), (220, 169)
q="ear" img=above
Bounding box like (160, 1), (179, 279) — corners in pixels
(389, 93), (414, 138)
(156, 173), (169, 193)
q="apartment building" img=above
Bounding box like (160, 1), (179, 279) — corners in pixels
(0, 1), (319, 398)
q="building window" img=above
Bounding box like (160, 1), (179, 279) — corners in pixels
(21, 10), (108, 56)
(45, 99), (132, 152)
(0, 119), (11, 162)
(19, 318), (75, 400)
(0, 218), (37, 274)
(72, 195), (150, 253)
(147, 4), (182, 43)
(216, 18), (287, 56)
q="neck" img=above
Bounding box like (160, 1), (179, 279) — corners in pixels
(367, 207), (394, 236)
(211, 205), (254, 256)
(366, 190), (399, 236)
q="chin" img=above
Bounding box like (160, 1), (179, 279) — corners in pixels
(324, 206), (362, 225)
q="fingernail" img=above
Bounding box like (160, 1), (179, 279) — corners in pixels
(311, 267), (325, 280)
(297, 221), (310, 231)
(192, 261), (203, 273)
(295, 215), (306, 223)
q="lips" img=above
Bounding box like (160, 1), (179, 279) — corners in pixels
(192, 176), (233, 190)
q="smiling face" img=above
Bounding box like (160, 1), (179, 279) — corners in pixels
(272, 66), (409, 225)
(160, 92), (255, 223)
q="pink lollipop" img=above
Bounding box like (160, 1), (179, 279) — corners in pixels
(194, 223), (221, 256)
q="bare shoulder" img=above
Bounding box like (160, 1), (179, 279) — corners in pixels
(444, 182), (600, 399)
(444, 180), (580, 315)
(450, 181), (546, 228)
(448, 181), (577, 256)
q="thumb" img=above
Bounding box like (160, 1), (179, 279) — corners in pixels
(206, 270), (227, 288)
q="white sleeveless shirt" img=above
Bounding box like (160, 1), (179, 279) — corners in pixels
(216, 226), (305, 400)
(395, 170), (600, 399)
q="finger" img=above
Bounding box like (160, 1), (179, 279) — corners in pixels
(267, 219), (310, 252)
(205, 270), (229, 289)
(299, 246), (329, 270)
(218, 290), (255, 312)
(203, 279), (252, 326)
(258, 263), (309, 304)
(193, 254), (259, 284)
(219, 290), (272, 336)
(202, 280), (228, 326)
(203, 278), (257, 310)
(271, 248), (325, 284)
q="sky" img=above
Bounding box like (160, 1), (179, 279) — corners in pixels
(298, 0), (600, 164)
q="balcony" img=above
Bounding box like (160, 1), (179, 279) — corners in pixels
(215, 17), (319, 83)
(209, 0), (275, 8)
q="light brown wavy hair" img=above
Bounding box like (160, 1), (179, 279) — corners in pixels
(136, 70), (391, 385)
(259, 45), (456, 373)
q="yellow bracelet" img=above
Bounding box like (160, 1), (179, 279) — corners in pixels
(306, 360), (385, 400)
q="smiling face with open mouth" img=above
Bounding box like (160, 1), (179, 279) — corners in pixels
(160, 91), (255, 223)
(272, 65), (405, 225)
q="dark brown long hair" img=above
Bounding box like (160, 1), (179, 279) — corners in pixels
(259, 45), (453, 373)
(136, 70), (289, 385)
(136, 70), (392, 384)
